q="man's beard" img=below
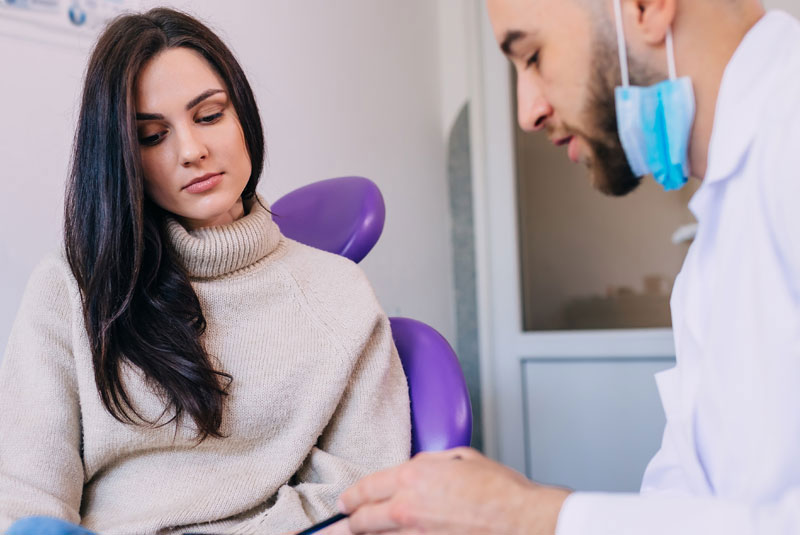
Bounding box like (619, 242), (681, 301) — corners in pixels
(575, 35), (662, 197)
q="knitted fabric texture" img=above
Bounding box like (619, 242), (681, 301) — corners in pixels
(0, 197), (411, 534)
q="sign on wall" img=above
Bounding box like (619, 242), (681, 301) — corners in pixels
(0, 0), (138, 46)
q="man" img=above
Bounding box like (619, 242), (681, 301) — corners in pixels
(336, 0), (800, 533)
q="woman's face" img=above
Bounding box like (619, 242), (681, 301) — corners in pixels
(134, 47), (252, 229)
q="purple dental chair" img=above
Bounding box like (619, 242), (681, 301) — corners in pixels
(272, 176), (472, 454)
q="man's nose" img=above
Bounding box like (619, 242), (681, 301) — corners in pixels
(517, 77), (553, 133)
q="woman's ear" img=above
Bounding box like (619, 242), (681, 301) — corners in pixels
(621, 0), (677, 46)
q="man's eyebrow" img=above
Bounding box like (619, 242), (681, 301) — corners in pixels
(185, 88), (225, 110)
(500, 30), (526, 56)
(136, 89), (226, 121)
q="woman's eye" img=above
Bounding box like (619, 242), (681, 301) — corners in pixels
(139, 131), (166, 146)
(197, 112), (223, 124)
(526, 50), (540, 68)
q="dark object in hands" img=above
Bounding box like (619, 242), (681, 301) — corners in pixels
(183, 512), (348, 535)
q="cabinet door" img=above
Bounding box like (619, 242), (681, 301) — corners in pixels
(523, 358), (674, 491)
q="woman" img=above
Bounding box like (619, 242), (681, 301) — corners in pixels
(0, 8), (410, 535)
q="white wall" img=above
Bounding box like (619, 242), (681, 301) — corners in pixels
(0, 1), (456, 355)
(437, 0), (471, 141)
(765, 0), (800, 14)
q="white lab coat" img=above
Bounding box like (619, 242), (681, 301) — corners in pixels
(557, 11), (800, 535)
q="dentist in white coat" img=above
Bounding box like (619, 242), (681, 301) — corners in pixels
(335, 0), (800, 534)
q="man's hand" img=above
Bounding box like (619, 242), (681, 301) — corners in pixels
(337, 447), (571, 535)
(316, 518), (354, 535)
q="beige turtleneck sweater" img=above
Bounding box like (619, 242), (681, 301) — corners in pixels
(0, 198), (411, 534)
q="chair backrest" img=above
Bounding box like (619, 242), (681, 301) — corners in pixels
(271, 176), (385, 264)
(390, 317), (472, 454)
(272, 177), (472, 454)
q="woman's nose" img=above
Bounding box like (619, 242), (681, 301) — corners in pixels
(179, 129), (208, 167)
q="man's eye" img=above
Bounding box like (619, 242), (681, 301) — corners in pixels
(526, 50), (540, 68)
(198, 112), (223, 124)
(139, 131), (166, 146)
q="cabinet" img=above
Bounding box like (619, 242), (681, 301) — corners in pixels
(523, 357), (674, 491)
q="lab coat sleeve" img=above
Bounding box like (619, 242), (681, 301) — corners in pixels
(556, 489), (800, 535)
(761, 92), (800, 298)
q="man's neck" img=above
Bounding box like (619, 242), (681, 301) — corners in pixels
(676, 1), (765, 179)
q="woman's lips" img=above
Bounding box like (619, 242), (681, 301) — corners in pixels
(183, 173), (223, 194)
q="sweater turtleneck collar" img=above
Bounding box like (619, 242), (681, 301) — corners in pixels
(165, 195), (281, 279)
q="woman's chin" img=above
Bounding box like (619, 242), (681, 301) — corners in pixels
(177, 203), (244, 231)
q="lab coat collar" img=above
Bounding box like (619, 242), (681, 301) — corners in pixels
(702, 11), (792, 186)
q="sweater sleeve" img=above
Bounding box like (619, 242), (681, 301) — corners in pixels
(244, 312), (411, 535)
(0, 257), (84, 530)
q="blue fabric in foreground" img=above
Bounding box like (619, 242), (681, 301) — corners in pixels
(7, 517), (96, 535)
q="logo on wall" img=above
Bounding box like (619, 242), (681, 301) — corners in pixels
(0, 0), (138, 46)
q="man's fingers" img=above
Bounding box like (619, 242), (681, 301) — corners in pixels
(346, 500), (403, 534)
(339, 466), (402, 513)
(447, 447), (483, 461)
(411, 447), (479, 462)
(316, 517), (354, 535)
(341, 448), (484, 514)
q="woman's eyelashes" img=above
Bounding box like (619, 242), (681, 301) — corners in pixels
(139, 131), (167, 146)
(197, 111), (223, 124)
(138, 112), (224, 146)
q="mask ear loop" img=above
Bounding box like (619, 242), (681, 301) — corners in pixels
(614, 0), (678, 83)
(613, 0), (630, 87)
(665, 27), (678, 80)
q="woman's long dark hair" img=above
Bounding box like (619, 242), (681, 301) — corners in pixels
(64, 8), (264, 440)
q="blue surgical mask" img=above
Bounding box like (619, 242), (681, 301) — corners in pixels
(612, 0), (695, 191)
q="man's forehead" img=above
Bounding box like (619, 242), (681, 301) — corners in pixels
(488, 0), (596, 50)
(487, 0), (553, 39)
(487, 0), (541, 22)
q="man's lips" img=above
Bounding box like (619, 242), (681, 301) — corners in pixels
(552, 135), (580, 163)
(554, 136), (572, 147)
(567, 137), (580, 163)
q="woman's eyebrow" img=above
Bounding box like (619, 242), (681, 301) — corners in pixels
(185, 88), (225, 110)
(136, 112), (163, 120)
(136, 89), (226, 120)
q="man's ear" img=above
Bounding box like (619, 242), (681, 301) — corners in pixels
(621, 0), (677, 46)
